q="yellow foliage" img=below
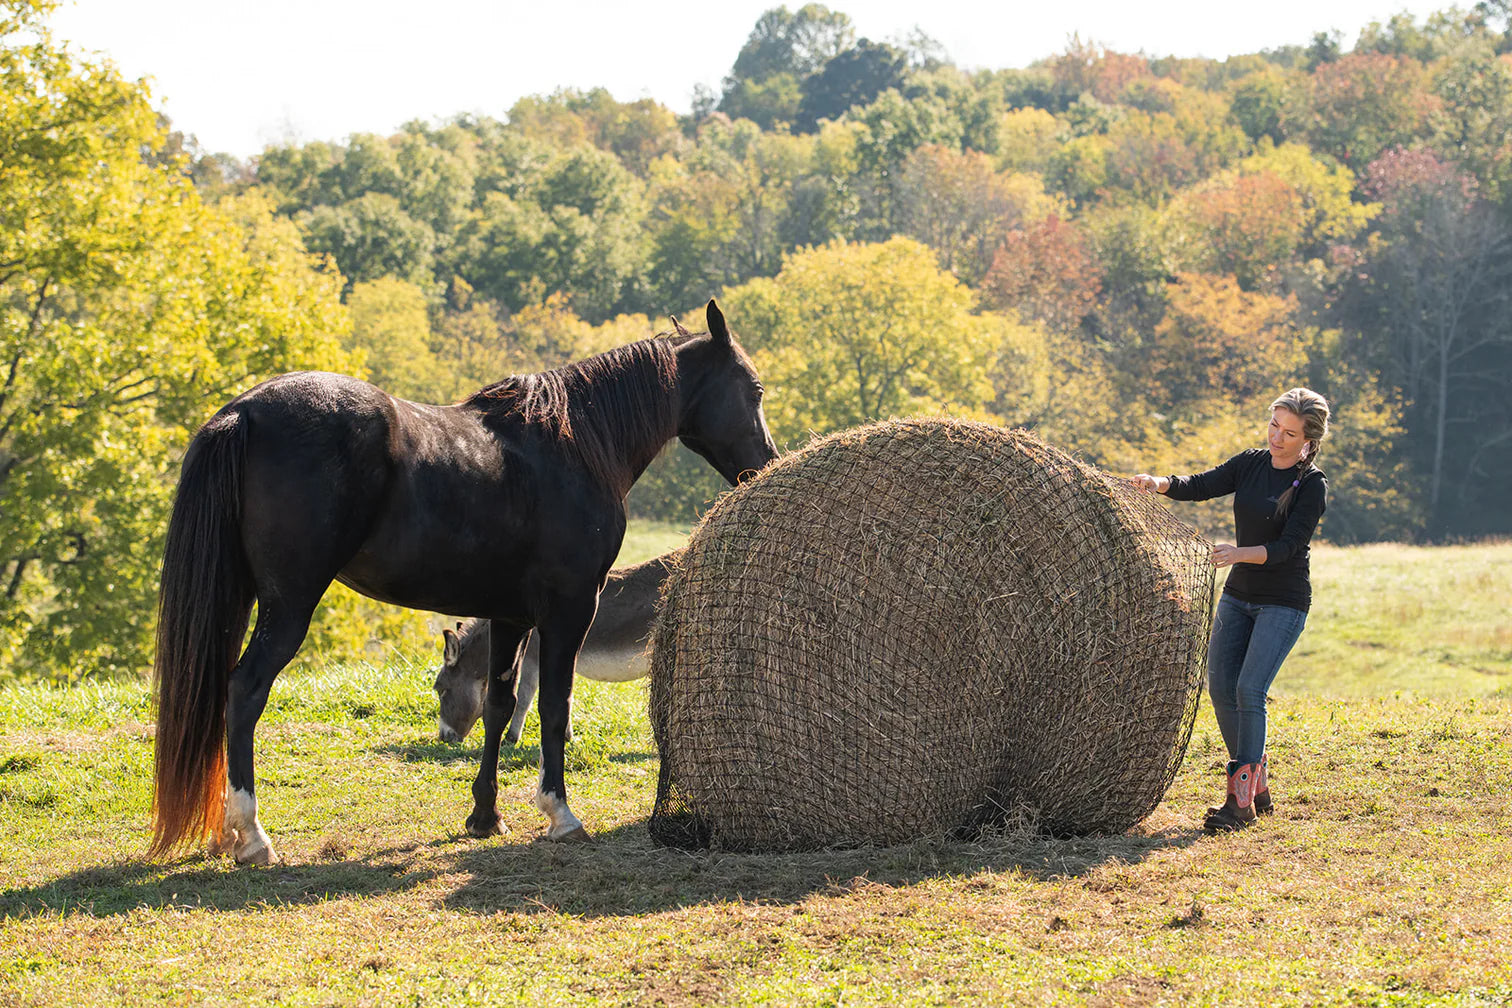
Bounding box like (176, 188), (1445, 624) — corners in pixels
(996, 107), (1062, 174)
(723, 238), (996, 446)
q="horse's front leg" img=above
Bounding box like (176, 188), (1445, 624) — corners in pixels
(534, 596), (598, 841)
(465, 622), (531, 838)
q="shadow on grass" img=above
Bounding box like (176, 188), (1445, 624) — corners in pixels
(372, 740), (657, 772)
(373, 739), (539, 772)
(0, 819), (1206, 921)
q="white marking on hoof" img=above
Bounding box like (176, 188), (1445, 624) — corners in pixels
(534, 787), (586, 841)
(226, 786), (279, 865)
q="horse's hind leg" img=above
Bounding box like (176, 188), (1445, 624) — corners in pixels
(213, 599), (318, 865)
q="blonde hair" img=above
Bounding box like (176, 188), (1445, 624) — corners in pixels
(1270, 387), (1330, 519)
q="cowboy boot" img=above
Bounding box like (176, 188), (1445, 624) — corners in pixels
(1203, 761), (1258, 832)
(1253, 753), (1273, 816)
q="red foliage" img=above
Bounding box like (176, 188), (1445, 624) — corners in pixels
(980, 216), (1104, 333)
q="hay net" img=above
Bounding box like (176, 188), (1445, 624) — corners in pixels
(648, 419), (1215, 852)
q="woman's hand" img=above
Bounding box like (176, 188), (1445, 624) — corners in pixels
(1130, 473), (1168, 494)
(1212, 544), (1266, 568)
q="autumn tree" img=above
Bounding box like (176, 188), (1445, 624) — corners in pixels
(506, 89), (683, 177)
(345, 278), (451, 402)
(1344, 147), (1512, 535)
(1047, 39), (1152, 105)
(979, 216), (1104, 334)
(1303, 52), (1438, 170)
(1164, 172), (1305, 290)
(893, 145), (1065, 284)
(1146, 273), (1307, 411)
(722, 238), (996, 443)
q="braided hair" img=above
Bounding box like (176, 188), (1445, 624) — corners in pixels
(1270, 387), (1331, 520)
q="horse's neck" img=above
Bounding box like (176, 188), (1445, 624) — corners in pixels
(574, 354), (679, 497)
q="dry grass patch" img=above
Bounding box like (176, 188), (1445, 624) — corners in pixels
(3, 543), (1511, 1006)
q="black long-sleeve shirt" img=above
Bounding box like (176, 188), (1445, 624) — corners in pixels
(1165, 448), (1328, 611)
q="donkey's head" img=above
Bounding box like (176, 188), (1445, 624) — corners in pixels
(433, 622), (487, 743)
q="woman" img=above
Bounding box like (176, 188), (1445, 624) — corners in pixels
(1133, 388), (1331, 832)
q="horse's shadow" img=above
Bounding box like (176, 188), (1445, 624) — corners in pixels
(371, 741), (658, 771)
(0, 820), (1208, 921)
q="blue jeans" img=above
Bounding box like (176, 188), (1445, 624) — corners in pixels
(1207, 594), (1308, 766)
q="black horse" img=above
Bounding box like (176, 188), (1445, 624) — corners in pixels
(151, 299), (776, 865)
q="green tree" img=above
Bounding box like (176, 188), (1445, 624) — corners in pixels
(298, 192), (437, 291)
(454, 145), (649, 321)
(719, 4), (854, 128)
(1429, 49), (1512, 205)
(1227, 65), (1299, 145)
(0, 2), (352, 677)
(797, 39), (909, 131)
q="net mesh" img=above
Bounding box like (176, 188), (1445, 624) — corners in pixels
(648, 419), (1215, 851)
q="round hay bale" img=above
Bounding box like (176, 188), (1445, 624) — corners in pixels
(648, 419), (1215, 851)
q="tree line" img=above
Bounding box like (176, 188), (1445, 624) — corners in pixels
(3, 0), (1510, 678)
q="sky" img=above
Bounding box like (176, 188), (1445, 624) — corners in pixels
(47, 0), (1455, 159)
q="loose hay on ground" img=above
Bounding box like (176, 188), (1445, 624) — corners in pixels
(648, 419), (1216, 852)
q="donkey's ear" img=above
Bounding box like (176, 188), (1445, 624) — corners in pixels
(706, 298), (730, 346)
(442, 628), (461, 665)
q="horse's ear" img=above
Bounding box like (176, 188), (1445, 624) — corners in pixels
(443, 628), (461, 665)
(706, 298), (731, 347)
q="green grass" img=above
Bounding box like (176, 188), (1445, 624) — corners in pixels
(615, 520), (689, 567)
(1292, 542), (1512, 697)
(2, 542), (1510, 1006)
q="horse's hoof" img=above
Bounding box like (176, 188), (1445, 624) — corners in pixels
(236, 841), (278, 866)
(551, 826), (591, 843)
(504, 729), (521, 745)
(465, 812), (505, 838)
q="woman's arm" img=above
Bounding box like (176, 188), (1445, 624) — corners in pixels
(1263, 475), (1328, 565)
(1211, 544), (1267, 567)
(1132, 453), (1244, 502)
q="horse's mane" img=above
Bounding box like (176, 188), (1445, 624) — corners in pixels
(465, 338), (679, 494)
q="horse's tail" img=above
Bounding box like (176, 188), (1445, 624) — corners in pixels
(149, 410), (255, 858)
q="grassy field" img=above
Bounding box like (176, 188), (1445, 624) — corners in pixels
(2, 540), (1509, 1006)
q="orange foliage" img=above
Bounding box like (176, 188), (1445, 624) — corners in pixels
(979, 216), (1103, 334)
(1051, 40), (1153, 102)
(1176, 172), (1305, 290)
(1148, 273), (1306, 407)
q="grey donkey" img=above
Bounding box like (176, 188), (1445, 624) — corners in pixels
(432, 551), (674, 744)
